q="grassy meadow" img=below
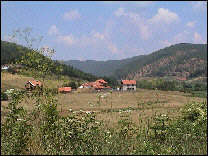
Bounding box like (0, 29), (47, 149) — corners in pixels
(1, 72), (205, 126)
(1, 72), (207, 155)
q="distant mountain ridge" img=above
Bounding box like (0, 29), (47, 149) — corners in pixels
(64, 43), (207, 80)
(64, 55), (145, 77)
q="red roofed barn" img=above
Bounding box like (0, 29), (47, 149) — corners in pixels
(58, 87), (72, 93)
(121, 80), (136, 91)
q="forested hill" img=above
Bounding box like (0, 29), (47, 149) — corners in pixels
(64, 43), (207, 80)
(64, 55), (145, 77)
(1, 40), (97, 81)
(116, 43), (207, 80)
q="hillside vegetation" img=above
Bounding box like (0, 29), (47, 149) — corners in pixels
(1, 41), (207, 155)
(1, 41), (97, 82)
(64, 55), (145, 77)
(64, 43), (207, 80)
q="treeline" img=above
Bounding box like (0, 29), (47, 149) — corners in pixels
(137, 79), (207, 97)
(1, 41), (28, 65)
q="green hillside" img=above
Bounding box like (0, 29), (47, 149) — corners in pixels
(1, 40), (97, 82)
(64, 55), (146, 77)
(116, 43), (207, 80)
(64, 43), (207, 80)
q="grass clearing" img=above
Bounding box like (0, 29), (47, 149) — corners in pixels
(1, 87), (205, 126)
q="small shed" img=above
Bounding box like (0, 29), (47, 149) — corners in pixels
(58, 87), (72, 93)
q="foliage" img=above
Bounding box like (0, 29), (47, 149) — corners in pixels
(2, 88), (207, 155)
(1, 29), (207, 155)
(63, 81), (77, 89)
(63, 43), (207, 80)
(1, 92), (8, 101)
(137, 79), (207, 97)
(115, 43), (207, 79)
(1, 90), (32, 155)
(1, 40), (97, 82)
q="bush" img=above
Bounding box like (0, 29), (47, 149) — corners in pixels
(1, 92), (8, 101)
(1, 82), (207, 155)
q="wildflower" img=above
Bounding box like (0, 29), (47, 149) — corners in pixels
(86, 111), (91, 114)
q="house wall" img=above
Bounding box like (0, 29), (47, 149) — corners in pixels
(122, 85), (136, 91)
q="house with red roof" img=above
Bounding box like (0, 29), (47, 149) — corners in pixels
(58, 87), (72, 93)
(25, 80), (42, 90)
(80, 79), (111, 91)
(121, 80), (136, 91)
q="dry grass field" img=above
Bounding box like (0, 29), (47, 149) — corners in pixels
(1, 72), (206, 126)
(1, 84), (205, 127)
(1, 72), (69, 91)
(1, 72), (207, 155)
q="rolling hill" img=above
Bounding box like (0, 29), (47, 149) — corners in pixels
(1, 40), (98, 82)
(64, 43), (207, 80)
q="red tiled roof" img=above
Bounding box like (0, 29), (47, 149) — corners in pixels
(176, 77), (187, 81)
(28, 80), (42, 86)
(121, 80), (136, 85)
(96, 79), (107, 83)
(81, 79), (111, 89)
(58, 87), (71, 92)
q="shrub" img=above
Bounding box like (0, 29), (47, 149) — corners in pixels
(1, 92), (8, 101)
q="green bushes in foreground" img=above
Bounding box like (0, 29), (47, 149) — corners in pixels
(1, 89), (207, 155)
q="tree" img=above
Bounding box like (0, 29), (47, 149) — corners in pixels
(9, 28), (63, 82)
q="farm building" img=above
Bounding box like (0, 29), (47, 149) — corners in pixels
(121, 80), (136, 91)
(25, 80), (42, 90)
(79, 79), (111, 91)
(58, 87), (72, 93)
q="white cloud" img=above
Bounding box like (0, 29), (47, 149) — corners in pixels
(114, 7), (125, 17)
(186, 21), (195, 28)
(56, 35), (76, 46)
(193, 32), (205, 43)
(114, 8), (151, 40)
(192, 1), (207, 11)
(160, 40), (172, 47)
(48, 25), (59, 35)
(139, 24), (150, 40)
(63, 10), (81, 20)
(54, 29), (120, 54)
(149, 8), (179, 24)
(107, 42), (119, 54)
(93, 32), (105, 40)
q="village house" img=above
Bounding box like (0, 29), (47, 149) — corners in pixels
(121, 80), (136, 91)
(58, 87), (72, 93)
(25, 80), (42, 90)
(79, 79), (111, 91)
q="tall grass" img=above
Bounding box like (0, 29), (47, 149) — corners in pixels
(1, 87), (207, 155)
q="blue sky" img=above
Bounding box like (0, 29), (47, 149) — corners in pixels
(1, 1), (207, 61)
